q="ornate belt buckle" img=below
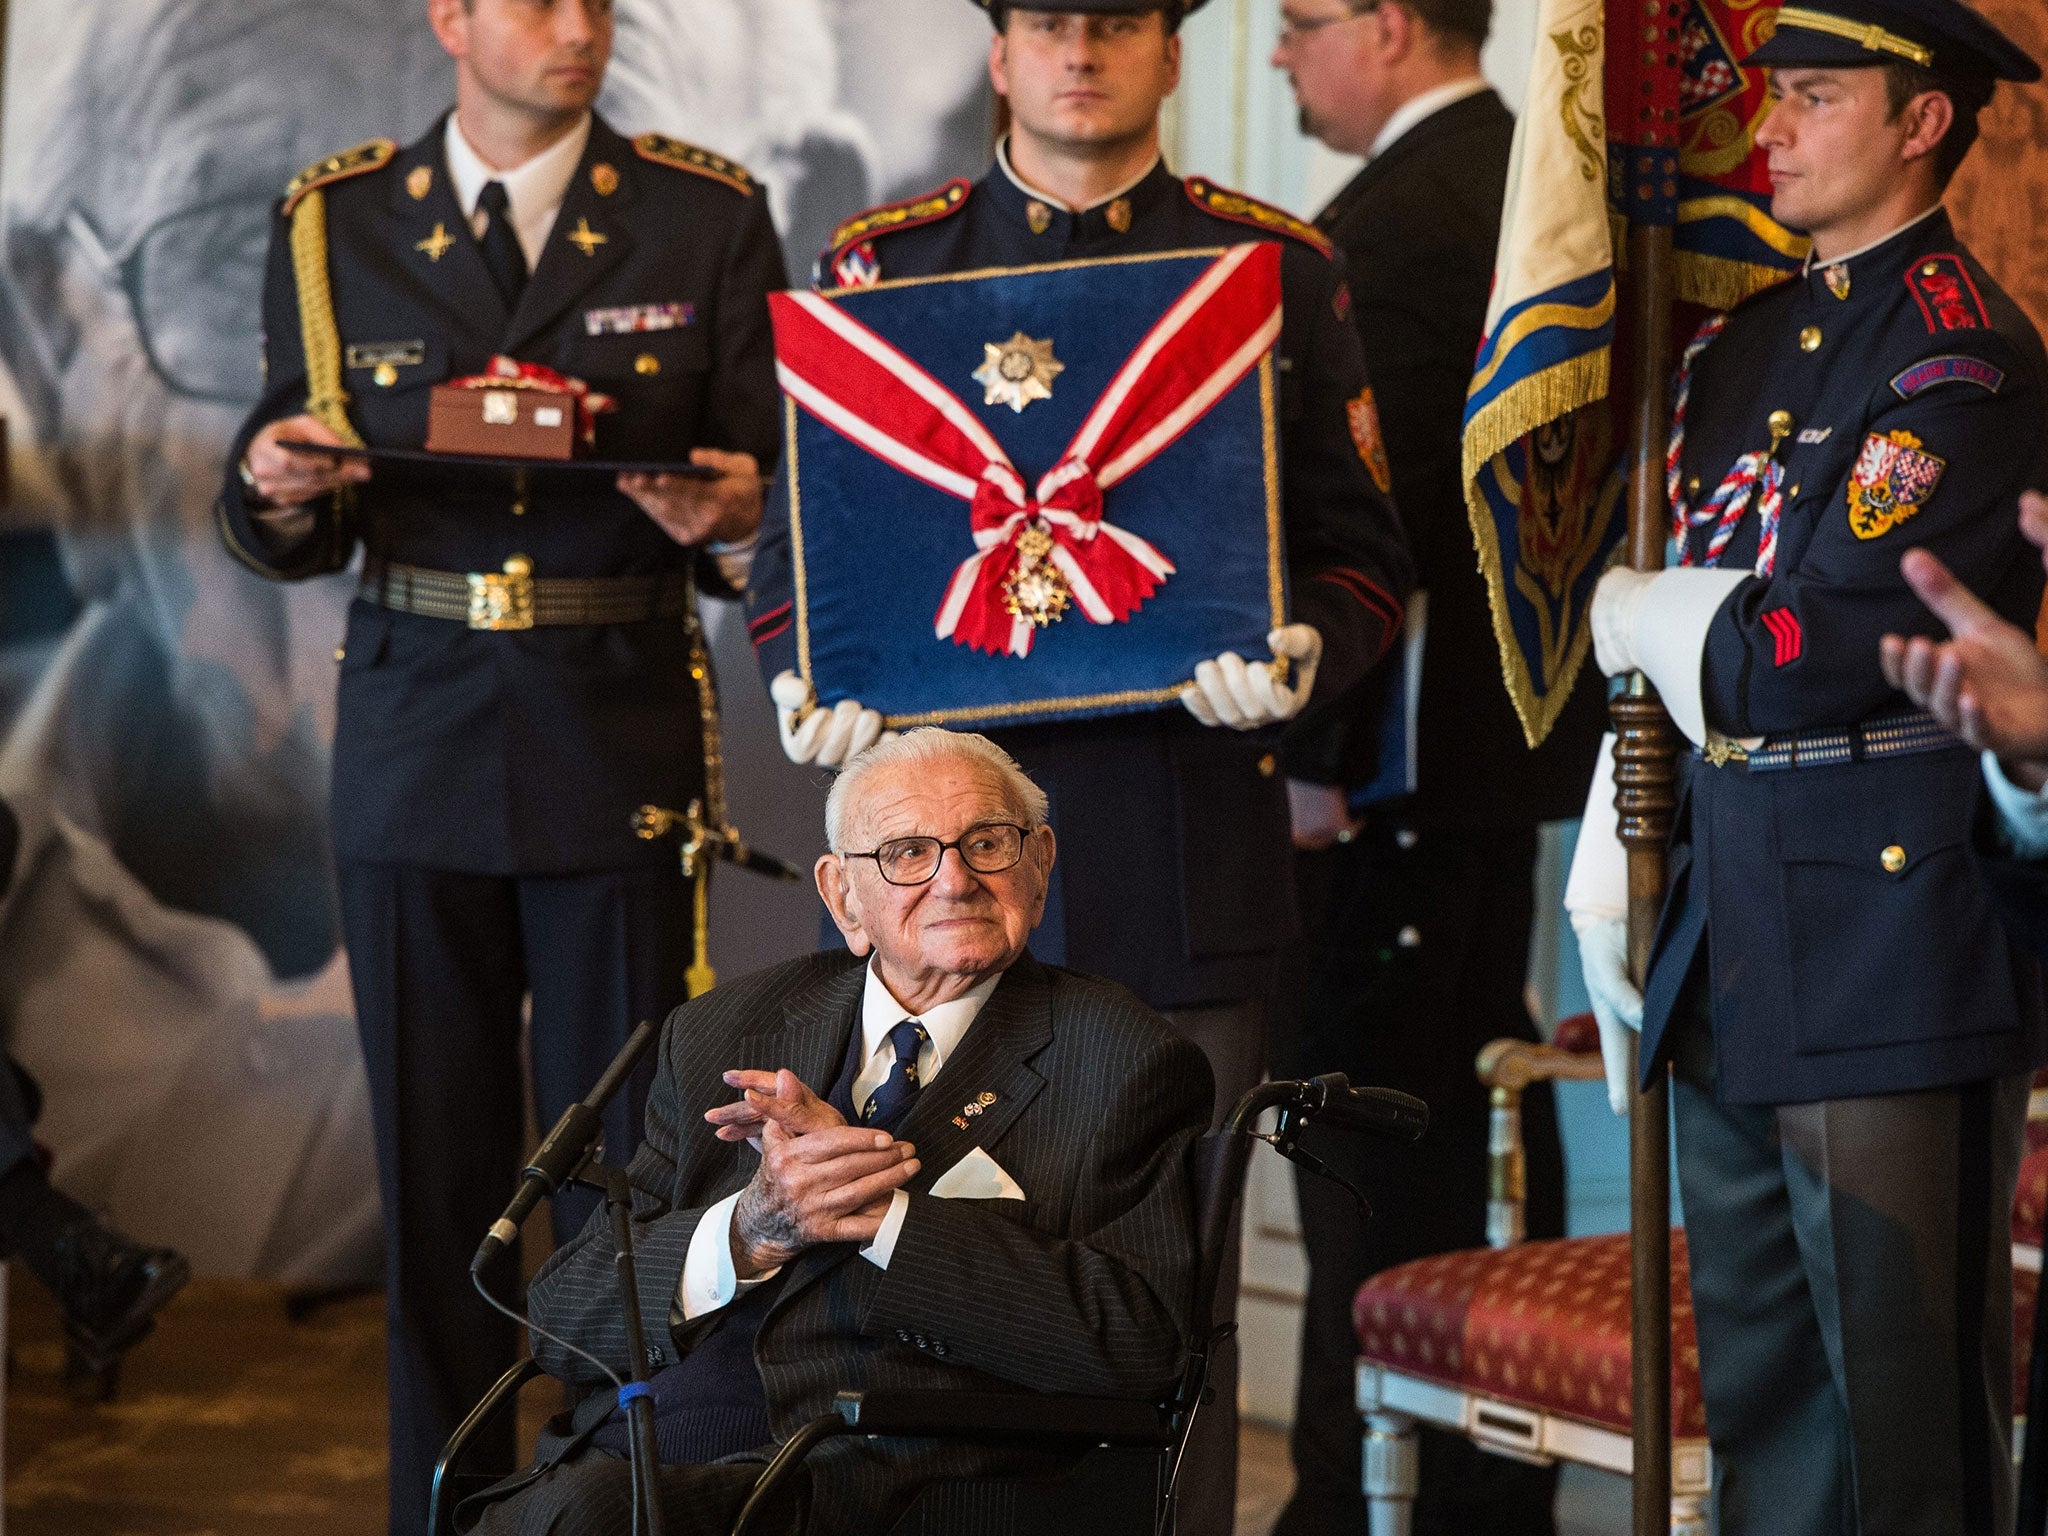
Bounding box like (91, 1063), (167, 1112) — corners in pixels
(468, 554), (535, 630)
(1703, 731), (1748, 767)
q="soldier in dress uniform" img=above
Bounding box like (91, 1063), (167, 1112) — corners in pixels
(217, 2), (784, 1530)
(745, 5), (1412, 1527)
(1564, 1), (2048, 1527)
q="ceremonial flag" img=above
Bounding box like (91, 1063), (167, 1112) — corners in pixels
(1465, 0), (1808, 745)
(767, 245), (1286, 730)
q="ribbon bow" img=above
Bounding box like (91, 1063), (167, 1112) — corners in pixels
(770, 243), (1282, 657)
(450, 356), (618, 449)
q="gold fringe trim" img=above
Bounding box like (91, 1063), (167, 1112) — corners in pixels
(288, 189), (364, 448)
(1460, 350), (1615, 749)
(1676, 251), (1801, 312)
(1461, 349), (1611, 497)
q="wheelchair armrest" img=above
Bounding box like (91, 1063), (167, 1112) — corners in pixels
(833, 1387), (1172, 1446)
(429, 1358), (546, 1536)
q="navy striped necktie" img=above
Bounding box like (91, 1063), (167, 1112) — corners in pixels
(476, 180), (528, 307)
(861, 1020), (928, 1133)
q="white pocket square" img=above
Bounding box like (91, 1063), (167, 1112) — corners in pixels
(929, 1145), (1026, 1201)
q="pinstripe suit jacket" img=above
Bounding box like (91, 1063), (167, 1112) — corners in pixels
(523, 949), (1213, 1534)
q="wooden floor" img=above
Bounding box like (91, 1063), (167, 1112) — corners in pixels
(2, 1277), (1304, 1536)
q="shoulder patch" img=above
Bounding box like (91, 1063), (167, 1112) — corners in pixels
(282, 138), (398, 214)
(1847, 428), (1946, 540)
(1183, 177), (1335, 259)
(632, 133), (754, 195)
(827, 179), (971, 257)
(1890, 353), (2005, 400)
(1906, 254), (1989, 334)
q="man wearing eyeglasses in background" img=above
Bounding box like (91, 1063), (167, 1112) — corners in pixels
(1268, 2), (1604, 1530)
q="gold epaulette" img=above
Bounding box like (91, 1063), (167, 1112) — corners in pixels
(1184, 177), (1335, 260)
(827, 179), (971, 258)
(282, 139), (398, 215)
(633, 133), (755, 195)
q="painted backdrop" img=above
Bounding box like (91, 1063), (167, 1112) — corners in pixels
(0, 0), (991, 1282)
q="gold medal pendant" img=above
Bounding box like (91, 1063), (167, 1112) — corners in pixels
(1001, 523), (1072, 629)
(973, 332), (1064, 414)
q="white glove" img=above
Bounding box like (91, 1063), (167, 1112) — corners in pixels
(1590, 566), (1655, 679)
(1181, 625), (1322, 730)
(1574, 912), (1643, 1117)
(770, 670), (892, 768)
(1564, 731), (1637, 1116)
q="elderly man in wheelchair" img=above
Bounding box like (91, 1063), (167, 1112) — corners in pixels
(446, 726), (1422, 1536)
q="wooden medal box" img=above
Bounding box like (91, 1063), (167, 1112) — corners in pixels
(425, 383), (579, 460)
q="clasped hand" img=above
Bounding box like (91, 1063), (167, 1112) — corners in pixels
(705, 1068), (919, 1279)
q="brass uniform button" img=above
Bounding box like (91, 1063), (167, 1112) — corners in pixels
(1688, 475), (1701, 495)
(1026, 199), (1052, 235)
(503, 553), (533, 579)
(1256, 752), (1277, 777)
(334, 647), (346, 662)
(1881, 844), (1907, 874)
(1798, 326), (1822, 352)
(1922, 261), (1940, 277)
(1768, 408), (1794, 437)
(373, 362), (399, 388)
(635, 352), (661, 376)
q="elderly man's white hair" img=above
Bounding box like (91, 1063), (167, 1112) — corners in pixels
(825, 729), (1050, 852)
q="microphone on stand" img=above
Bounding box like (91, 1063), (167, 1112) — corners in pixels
(472, 1019), (660, 1271)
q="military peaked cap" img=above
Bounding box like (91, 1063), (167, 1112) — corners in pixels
(972, 0), (1211, 20)
(1745, 0), (2040, 84)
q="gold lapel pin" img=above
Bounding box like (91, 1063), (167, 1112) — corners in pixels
(591, 162), (619, 197)
(567, 217), (608, 257)
(406, 165), (433, 201)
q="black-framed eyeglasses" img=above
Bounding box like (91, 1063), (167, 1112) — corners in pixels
(1276, 4), (1378, 45)
(845, 822), (1036, 887)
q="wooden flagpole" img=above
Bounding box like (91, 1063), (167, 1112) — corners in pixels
(1615, 218), (1678, 1536)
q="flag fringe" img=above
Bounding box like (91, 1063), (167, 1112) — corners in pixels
(1676, 251), (1799, 312)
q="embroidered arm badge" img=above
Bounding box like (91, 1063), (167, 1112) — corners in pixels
(1846, 428), (1946, 540)
(1346, 387), (1392, 495)
(1890, 354), (2005, 400)
(1906, 255), (1989, 333)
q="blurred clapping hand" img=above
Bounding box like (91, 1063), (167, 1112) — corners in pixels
(1880, 490), (2048, 791)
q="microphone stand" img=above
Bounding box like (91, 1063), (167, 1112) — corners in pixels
(564, 1161), (665, 1536)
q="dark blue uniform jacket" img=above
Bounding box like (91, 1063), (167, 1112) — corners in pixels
(218, 114), (786, 875)
(1642, 210), (2048, 1103)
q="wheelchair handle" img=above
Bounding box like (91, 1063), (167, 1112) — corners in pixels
(1223, 1075), (1429, 1143)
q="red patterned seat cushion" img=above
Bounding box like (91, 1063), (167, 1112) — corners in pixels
(2018, 1145), (2048, 1250)
(1354, 1230), (1707, 1438)
(1357, 1230), (2042, 1440)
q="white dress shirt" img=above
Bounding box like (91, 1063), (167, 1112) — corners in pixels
(1368, 75), (1491, 161)
(676, 962), (1000, 1321)
(443, 112), (590, 273)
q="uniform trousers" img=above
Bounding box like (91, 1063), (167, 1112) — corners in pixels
(1670, 993), (2028, 1536)
(1270, 819), (1564, 1536)
(337, 859), (691, 1536)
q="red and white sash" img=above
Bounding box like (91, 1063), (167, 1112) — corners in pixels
(769, 242), (1283, 657)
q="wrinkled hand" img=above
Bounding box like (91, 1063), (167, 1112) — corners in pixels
(1880, 497), (2048, 791)
(1181, 624), (1323, 730)
(1576, 915), (1643, 1117)
(618, 448), (763, 547)
(1286, 779), (1362, 851)
(1590, 566), (1655, 678)
(770, 670), (894, 768)
(242, 414), (370, 506)
(705, 1068), (848, 1147)
(729, 1118), (919, 1278)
